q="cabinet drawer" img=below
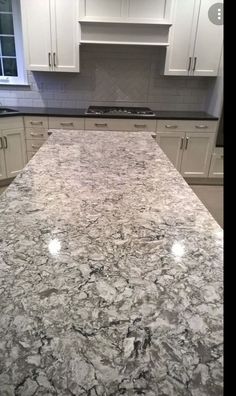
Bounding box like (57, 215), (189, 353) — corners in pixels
(48, 117), (85, 130)
(157, 119), (218, 133)
(27, 151), (37, 161)
(25, 128), (48, 140)
(26, 139), (45, 152)
(0, 116), (24, 129)
(24, 116), (48, 129)
(85, 118), (156, 131)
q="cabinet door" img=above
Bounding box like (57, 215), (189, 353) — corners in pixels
(193, 0), (223, 76)
(128, 0), (170, 21)
(20, 0), (52, 71)
(50, 0), (80, 72)
(164, 0), (200, 75)
(2, 129), (27, 179)
(80, 0), (124, 19)
(181, 132), (215, 177)
(156, 132), (185, 171)
(0, 135), (7, 180)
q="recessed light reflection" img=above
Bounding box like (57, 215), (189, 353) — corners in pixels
(48, 238), (61, 256)
(171, 241), (185, 258)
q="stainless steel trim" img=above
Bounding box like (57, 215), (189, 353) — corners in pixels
(3, 136), (7, 149)
(195, 125), (208, 129)
(0, 137), (3, 149)
(53, 52), (56, 67)
(193, 57), (197, 72)
(188, 57), (192, 72)
(180, 137), (184, 150)
(134, 124), (147, 128)
(48, 53), (51, 67)
(95, 123), (108, 127)
(185, 137), (189, 150)
(165, 124), (178, 129)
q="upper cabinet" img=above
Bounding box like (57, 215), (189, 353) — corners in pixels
(164, 0), (223, 76)
(79, 0), (172, 23)
(20, 0), (80, 72)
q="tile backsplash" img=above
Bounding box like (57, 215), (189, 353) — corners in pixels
(0, 45), (214, 111)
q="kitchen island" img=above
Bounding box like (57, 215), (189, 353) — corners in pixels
(0, 130), (223, 395)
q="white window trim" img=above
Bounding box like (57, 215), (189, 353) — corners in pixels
(0, 0), (28, 85)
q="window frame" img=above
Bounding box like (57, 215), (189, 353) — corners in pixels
(0, 0), (27, 85)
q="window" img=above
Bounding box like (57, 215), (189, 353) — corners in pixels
(0, 0), (27, 85)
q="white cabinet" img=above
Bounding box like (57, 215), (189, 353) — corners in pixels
(156, 120), (217, 177)
(209, 148), (224, 178)
(21, 0), (79, 72)
(0, 118), (26, 180)
(164, 0), (223, 76)
(79, 0), (172, 22)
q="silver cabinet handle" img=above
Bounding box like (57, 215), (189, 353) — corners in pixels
(180, 137), (184, 150)
(151, 134), (156, 139)
(48, 52), (52, 67)
(4, 136), (7, 149)
(31, 144), (41, 149)
(193, 57), (197, 72)
(53, 52), (56, 67)
(30, 121), (43, 126)
(60, 122), (74, 127)
(185, 137), (189, 150)
(134, 124), (147, 128)
(195, 125), (208, 129)
(165, 124), (178, 129)
(188, 57), (192, 72)
(0, 137), (3, 149)
(30, 132), (44, 137)
(95, 123), (108, 127)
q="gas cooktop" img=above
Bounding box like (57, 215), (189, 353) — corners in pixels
(85, 106), (155, 117)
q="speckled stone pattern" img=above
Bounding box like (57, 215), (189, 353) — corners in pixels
(0, 130), (223, 395)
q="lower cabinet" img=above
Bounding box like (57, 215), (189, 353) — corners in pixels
(156, 131), (215, 178)
(0, 117), (27, 181)
(0, 128), (27, 180)
(208, 148), (224, 178)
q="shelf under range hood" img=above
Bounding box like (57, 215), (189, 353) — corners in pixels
(79, 21), (171, 46)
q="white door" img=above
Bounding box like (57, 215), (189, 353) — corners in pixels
(20, 0), (52, 71)
(50, 0), (80, 72)
(156, 132), (185, 171)
(181, 132), (215, 177)
(0, 134), (7, 180)
(192, 0), (223, 76)
(2, 129), (27, 179)
(164, 0), (200, 76)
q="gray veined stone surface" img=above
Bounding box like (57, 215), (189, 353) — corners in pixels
(0, 130), (223, 395)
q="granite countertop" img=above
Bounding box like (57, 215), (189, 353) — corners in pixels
(0, 106), (219, 120)
(0, 130), (223, 395)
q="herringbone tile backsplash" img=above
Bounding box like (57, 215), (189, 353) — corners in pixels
(0, 45), (214, 111)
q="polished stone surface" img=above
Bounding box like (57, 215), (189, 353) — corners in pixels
(0, 106), (218, 120)
(0, 130), (223, 395)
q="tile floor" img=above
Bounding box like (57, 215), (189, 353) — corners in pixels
(0, 184), (224, 228)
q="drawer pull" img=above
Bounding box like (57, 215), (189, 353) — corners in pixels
(195, 125), (208, 129)
(30, 132), (44, 137)
(30, 121), (43, 126)
(95, 123), (108, 127)
(165, 125), (178, 129)
(60, 122), (74, 126)
(134, 124), (147, 128)
(31, 144), (41, 149)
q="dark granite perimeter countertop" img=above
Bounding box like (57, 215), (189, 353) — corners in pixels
(0, 130), (223, 395)
(0, 106), (219, 120)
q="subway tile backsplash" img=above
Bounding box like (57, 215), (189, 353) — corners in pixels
(0, 45), (214, 111)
